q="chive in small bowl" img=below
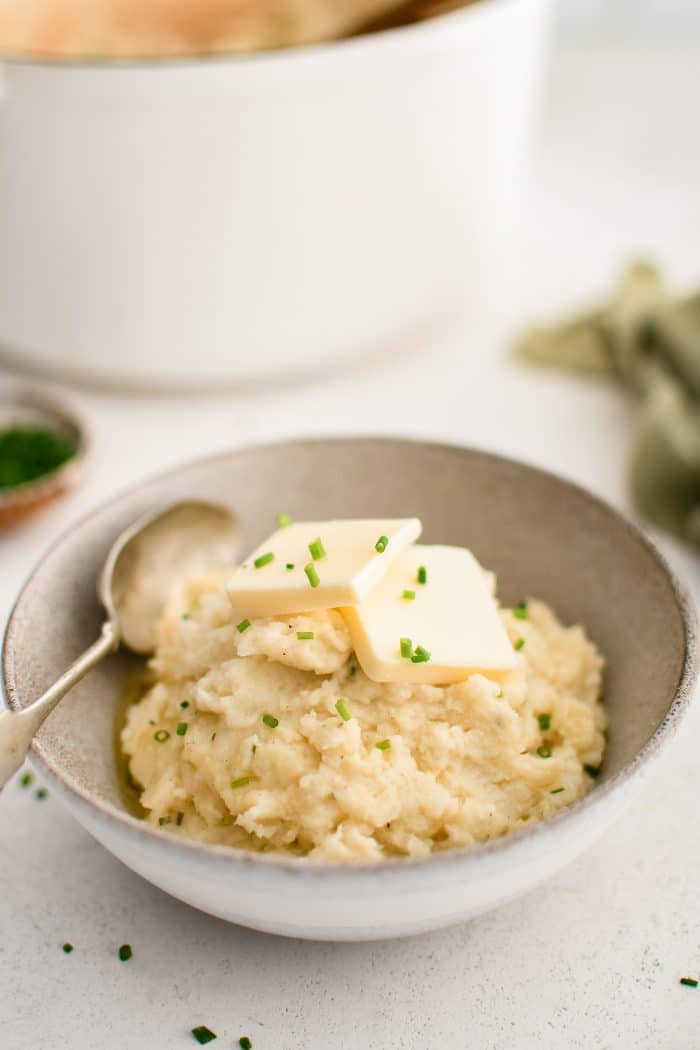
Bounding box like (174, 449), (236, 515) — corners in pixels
(0, 388), (86, 528)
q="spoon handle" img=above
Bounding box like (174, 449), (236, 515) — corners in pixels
(0, 621), (118, 790)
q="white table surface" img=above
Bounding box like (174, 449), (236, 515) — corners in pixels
(1, 41), (699, 1050)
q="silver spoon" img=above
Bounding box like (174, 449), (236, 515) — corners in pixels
(0, 500), (239, 789)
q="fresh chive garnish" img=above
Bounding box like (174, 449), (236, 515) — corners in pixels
(118, 944), (132, 962)
(583, 764), (601, 778)
(550, 787), (565, 795)
(191, 1026), (217, 1045)
(176, 722), (188, 737)
(62, 943), (74, 954)
(239, 1039), (253, 1050)
(537, 713), (551, 731)
(176, 811), (184, 826)
(411, 645), (431, 664)
(417, 565), (427, 585)
(237, 618), (251, 633)
(296, 631), (315, 640)
(375, 535), (389, 553)
(376, 739), (391, 751)
(285, 563), (295, 571)
(253, 552), (274, 569)
(262, 714), (279, 729)
(308, 537), (326, 561)
(276, 513), (293, 528)
(19, 771), (33, 789)
(400, 637), (413, 659)
(154, 729), (170, 743)
(182, 613), (191, 621)
(35, 788), (48, 800)
(230, 777), (251, 790)
(513, 601), (528, 620)
(180, 700), (189, 709)
(335, 698), (352, 722)
(348, 663), (357, 678)
(536, 746), (552, 758)
(304, 563), (320, 588)
(402, 590), (416, 601)
(680, 977), (698, 988)
(514, 638), (526, 651)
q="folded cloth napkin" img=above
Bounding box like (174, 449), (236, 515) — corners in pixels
(517, 261), (700, 548)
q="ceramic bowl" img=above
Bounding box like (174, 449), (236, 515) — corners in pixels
(2, 438), (697, 940)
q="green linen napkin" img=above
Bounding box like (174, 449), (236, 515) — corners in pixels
(517, 261), (700, 548)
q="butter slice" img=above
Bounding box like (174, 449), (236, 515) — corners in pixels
(341, 545), (518, 684)
(227, 519), (422, 618)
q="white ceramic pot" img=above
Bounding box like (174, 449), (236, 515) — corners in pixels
(0, 0), (553, 389)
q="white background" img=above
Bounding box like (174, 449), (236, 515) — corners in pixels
(1, 19), (700, 1050)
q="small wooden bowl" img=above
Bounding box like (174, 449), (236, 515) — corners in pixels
(0, 389), (86, 529)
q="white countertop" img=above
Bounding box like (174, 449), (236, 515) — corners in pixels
(1, 42), (699, 1050)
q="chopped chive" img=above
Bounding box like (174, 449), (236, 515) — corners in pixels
(376, 739), (391, 751)
(176, 722), (188, 737)
(411, 645), (431, 664)
(118, 944), (132, 962)
(296, 631), (315, 640)
(253, 552), (274, 569)
(680, 977), (698, 988)
(308, 537), (326, 561)
(402, 590), (416, 601)
(180, 700), (190, 709)
(62, 943), (74, 954)
(230, 777), (252, 790)
(239, 1039), (253, 1050)
(335, 698), (352, 722)
(537, 713), (551, 731)
(417, 565), (427, 585)
(154, 729), (170, 743)
(182, 612), (191, 621)
(191, 1027), (217, 1045)
(514, 638), (526, 651)
(285, 563), (295, 571)
(550, 787), (565, 795)
(537, 746), (552, 759)
(262, 714), (279, 729)
(35, 788), (48, 800)
(237, 618), (251, 633)
(276, 513), (293, 528)
(19, 771), (33, 789)
(176, 811), (184, 826)
(583, 764), (601, 778)
(513, 601), (528, 620)
(375, 535), (389, 553)
(400, 637), (413, 659)
(348, 663), (357, 678)
(304, 563), (320, 588)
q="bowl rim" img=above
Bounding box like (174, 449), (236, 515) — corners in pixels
(3, 435), (698, 881)
(0, 0), (524, 71)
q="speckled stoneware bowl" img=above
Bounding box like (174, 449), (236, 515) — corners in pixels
(2, 438), (697, 940)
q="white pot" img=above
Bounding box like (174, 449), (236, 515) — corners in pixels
(0, 0), (554, 389)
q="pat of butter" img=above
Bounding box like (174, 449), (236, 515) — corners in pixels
(341, 545), (518, 684)
(227, 519), (422, 618)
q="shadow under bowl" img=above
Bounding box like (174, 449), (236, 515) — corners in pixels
(2, 437), (696, 940)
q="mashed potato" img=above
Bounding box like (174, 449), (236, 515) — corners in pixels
(121, 571), (606, 862)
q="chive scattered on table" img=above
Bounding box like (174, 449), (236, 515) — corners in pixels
(276, 513), (293, 528)
(376, 739), (391, 751)
(118, 944), (132, 962)
(308, 537), (327, 561)
(304, 563), (320, 588)
(400, 637), (413, 659)
(262, 714), (279, 729)
(335, 698), (352, 722)
(230, 777), (252, 790)
(537, 713), (551, 731)
(537, 746), (552, 759)
(62, 943), (74, 954)
(375, 535), (389, 553)
(237, 619), (251, 633)
(402, 590), (416, 601)
(411, 645), (431, 664)
(513, 601), (528, 620)
(514, 638), (526, 651)
(680, 977), (698, 988)
(19, 771), (33, 789)
(417, 565), (427, 585)
(285, 563), (295, 571)
(191, 1026), (217, 1045)
(253, 552), (274, 569)
(35, 788), (48, 800)
(239, 1038), (253, 1050)
(176, 722), (188, 737)
(296, 631), (315, 640)
(154, 730), (170, 743)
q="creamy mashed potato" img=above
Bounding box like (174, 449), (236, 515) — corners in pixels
(121, 569), (606, 862)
